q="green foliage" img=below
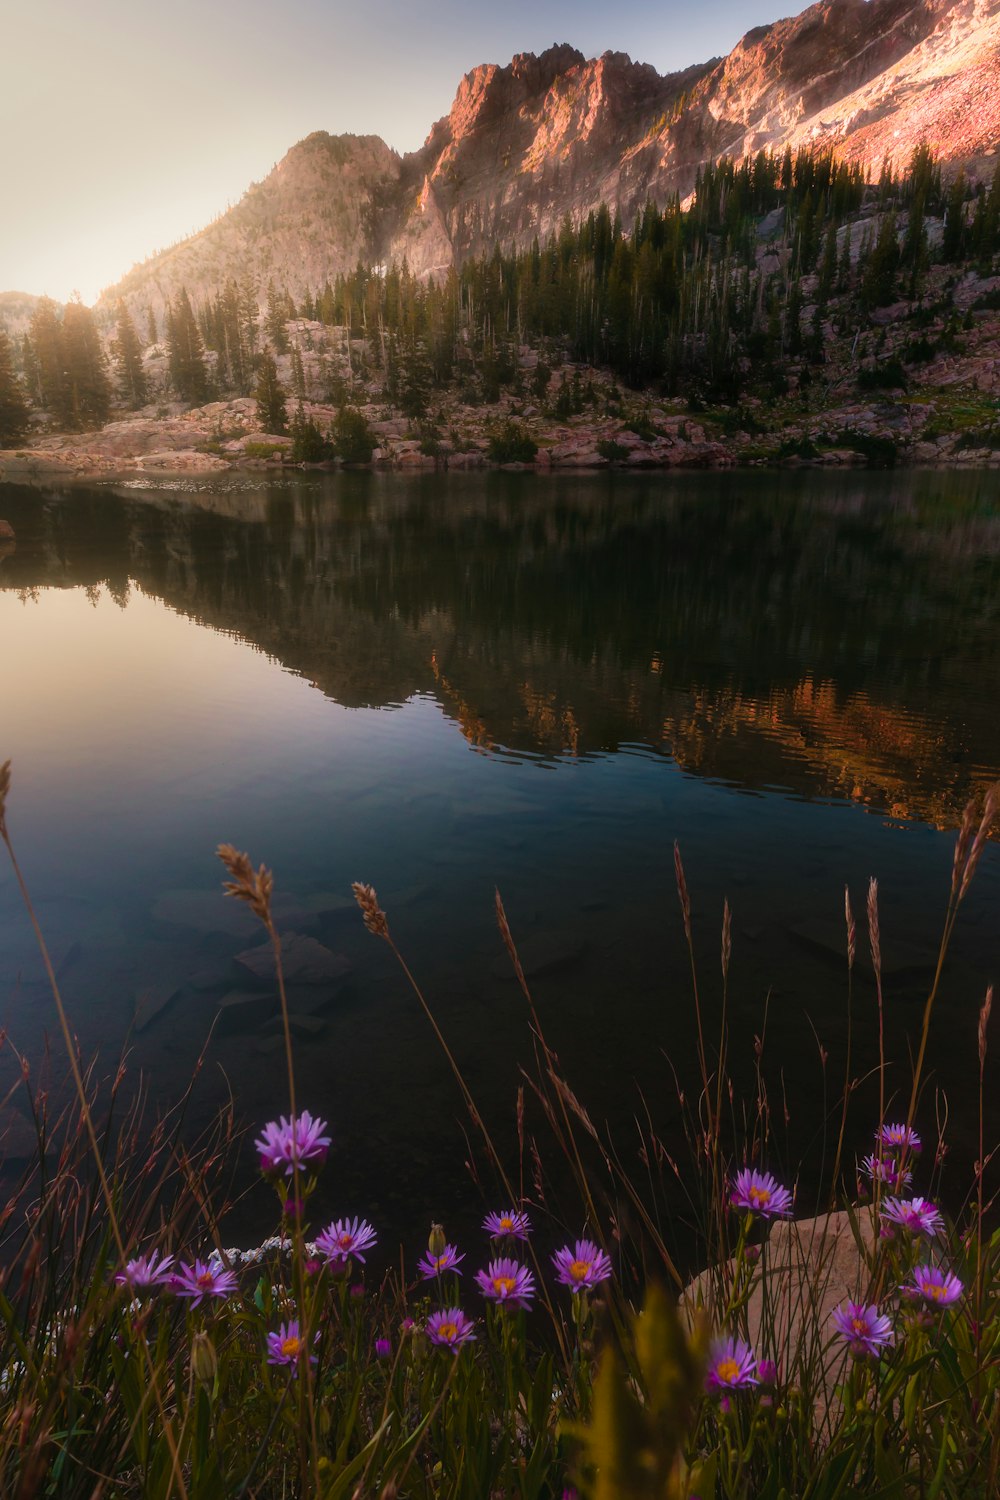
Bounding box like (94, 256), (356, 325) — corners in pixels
(244, 439), (287, 459)
(112, 300), (148, 409)
(0, 328), (30, 446)
(289, 405), (333, 462)
(331, 405), (376, 463)
(254, 350), (288, 434)
(167, 287), (210, 406)
(486, 419), (538, 463)
(597, 439), (630, 463)
(857, 358), (908, 392)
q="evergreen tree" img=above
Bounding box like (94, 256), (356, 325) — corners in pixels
(30, 297), (70, 425)
(146, 305), (158, 345)
(20, 332), (41, 405)
(112, 300), (148, 408)
(62, 300), (111, 429)
(254, 350), (288, 432)
(0, 329), (31, 446)
(861, 213), (900, 308)
(942, 172), (967, 262)
(167, 288), (210, 405)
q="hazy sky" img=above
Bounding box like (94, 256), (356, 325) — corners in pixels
(0, 0), (794, 304)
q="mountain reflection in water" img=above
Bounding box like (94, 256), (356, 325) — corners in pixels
(0, 469), (998, 1251)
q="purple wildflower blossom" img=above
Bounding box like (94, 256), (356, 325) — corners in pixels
(314, 1217), (377, 1265)
(878, 1123), (921, 1155)
(705, 1337), (758, 1394)
(266, 1319), (316, 1369)
(255, 1111), (331, 1176)
(483, 1210), (532, 1240)
(730, 1168), (794, 1220)
(880, 1197), (944, 1239)
(911, 1265), (963, 1306)
(861, 1154), (913, 1192)
(831, 1302), (894, 1360)
(551, 1240), (613, 1291)
(115, 1251), (174, 1292)
(171, 1259), (239, 1306)
(756, 1359), (779, 1386)
(426, 1307), (477, 1349)
(417, 1245), (465, 1279)
(374, 1337), (392, 1359)
(474, 1258), (536, 1310)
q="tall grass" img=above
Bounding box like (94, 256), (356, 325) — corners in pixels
(0, 756), (998, 1497)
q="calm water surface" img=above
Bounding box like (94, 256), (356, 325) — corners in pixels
(1, 469), (998, 1254)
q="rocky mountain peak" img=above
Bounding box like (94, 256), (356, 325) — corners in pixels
(86, 0), (1000, 319)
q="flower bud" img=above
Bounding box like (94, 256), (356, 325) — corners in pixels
(191, 1331), (217, 1389)
(427, 1223), (447, 1258)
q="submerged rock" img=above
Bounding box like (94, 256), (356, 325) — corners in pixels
(234, 933), (351, 988)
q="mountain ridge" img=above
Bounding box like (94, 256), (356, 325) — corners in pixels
(65, 0), (1000, 318)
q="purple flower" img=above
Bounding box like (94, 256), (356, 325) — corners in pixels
(756, 1359), (779, 1386)
(831, 1302), (894, 1360)
(881, 1197), (944, 1239)
(474, 1257), (536, 1309)
(861, 1154), (912, 1193)
(255, 1111), (331, 1176)
(374, 1337), (392, 1359)
(314, 1217), (377, 1265)
(878, 1123), (921, 1155)
(114, 1251), (174, 1292)
(705, 1337), (758, 1394)
(171, 1259), (239, 1306)
(551, 1239), (613, 1292)
(483, 1209), (532, 1240)
(426, 1307), (476, 1349)
(911, 1265), (963, 1307)
(266, 1319), (316, 1369)
(730, 1169), (794, 1220)
(417, 1244), (465, 1279)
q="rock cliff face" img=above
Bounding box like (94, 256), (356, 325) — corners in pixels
(96, 0), (1000, 317)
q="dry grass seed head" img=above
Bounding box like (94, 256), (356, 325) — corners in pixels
(352, 882), (389, 940)
(216, 844), (273, 925)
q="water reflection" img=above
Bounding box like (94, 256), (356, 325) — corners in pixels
(2, 469), (999, 825)
(0, 470), (998, 1252)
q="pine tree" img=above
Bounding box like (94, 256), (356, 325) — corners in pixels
(20, 333), (41, 405)
(942, 172), (967, 262)
(147, 305), (158, 345)
(0, 329), (31, 446)
(30, 297), (70, 425)
(112, 300), (148, 408)
(254, 350), (287, 432)
(167, 288), (210, 405)
(62, 300), (111, 428)
(861, 213), (900, 308)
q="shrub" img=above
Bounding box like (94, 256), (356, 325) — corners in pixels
(486, 420), (538, 464)
(597, 439), (630, 463)
(857, 358), (909, 391)
(331, 405), (376, 464)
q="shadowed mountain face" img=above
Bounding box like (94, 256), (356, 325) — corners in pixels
(95, 0), (1000, 316)
(2, 470), (999, 830)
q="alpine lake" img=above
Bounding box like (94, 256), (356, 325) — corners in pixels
(1, 468), (998, 1260)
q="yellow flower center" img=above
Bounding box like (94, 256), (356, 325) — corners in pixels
(437, 1321), (457, 1341)
(197, 1271), (214, 1287)
(338, 1234), (353, 1249)
(493, 1276), (516, 1295)
(851, 1318), (867, 1336)
(926, 1282), (945, 1301)
(280, 1336), (302, 1358)
(748, 1186), (771, 1208)
(500, 1218), (514, 1230)
(569, 1260), (591, 1282)
(716, 1359), (740, 1383)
